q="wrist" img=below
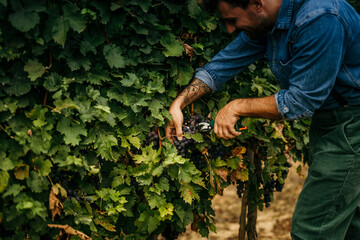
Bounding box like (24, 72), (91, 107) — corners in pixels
(231, 99), (244, 117)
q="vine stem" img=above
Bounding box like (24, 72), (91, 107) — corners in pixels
(43, 90), (48, 106)
(246, 141), (259, 240)
(157, 127), (162, 148)
(47, 174), (54, 186)
(239, 184), (248, 240)
(0, 124), (7, 133)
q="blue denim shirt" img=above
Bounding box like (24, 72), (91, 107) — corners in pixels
(195, 0), (360, 120)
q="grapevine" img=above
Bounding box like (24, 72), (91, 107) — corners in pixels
(0, 0), (346, 239)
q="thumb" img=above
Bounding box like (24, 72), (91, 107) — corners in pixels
(174, 121), (183, 141)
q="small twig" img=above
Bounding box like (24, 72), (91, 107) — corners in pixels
(157, 127), (162, 148)
(46, 46), (53, 70)
(43, 91), (48, 106)
(47, 174), (54, 186)
(0, 124), (7, 133)
(101, 25), (111, 44)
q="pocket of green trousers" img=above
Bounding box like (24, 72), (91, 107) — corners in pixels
(342, 114), (360, 154)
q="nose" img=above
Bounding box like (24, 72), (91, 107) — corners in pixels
(226, 23), (236, 34)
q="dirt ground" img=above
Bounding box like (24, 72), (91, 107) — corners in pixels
(177, 160), (307, 240)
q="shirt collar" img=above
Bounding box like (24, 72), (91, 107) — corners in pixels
(272, 0), (295, 31)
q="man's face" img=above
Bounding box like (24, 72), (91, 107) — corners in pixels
(218, 0), (271, 39)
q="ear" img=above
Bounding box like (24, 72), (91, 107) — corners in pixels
(250, 0), (264, 12)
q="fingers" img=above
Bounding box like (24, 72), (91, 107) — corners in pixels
(214, 108), (241, 139)
(214, 124), (240, 140)
(167, 107), (184, 142)
(174, 120), (183, 141)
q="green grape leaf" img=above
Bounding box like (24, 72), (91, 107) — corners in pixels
(2, 184), (25, 198)
(171, 64), (194, 86)
(9, 8), (39, 32)
(138, 210), (161, 234)
(103, 44), (125, 69)
(56, 117), (87, 146)
(63, 4), (86, 33)
(26, 171), (43, 193)
(148, 99), (163, 121)
(174, 200), (193, 225)
(4, 74), (31, 96)
(146, 192), (167, 209)
(29, 130), (51, 154)
(52, 16), (70, 47)
(133, 145), (161, 164)
(121, 73), (139, 87)
(149, 177), (170, 195)
(44, 72), (62, 92)
(67, 56), (92, 72)
(128, 0), (151, 12)
(93, 131), (119, 161)
(52, 98), (80, 114)
(0, 153), (14, 171)
(0, 170), (10, 193)
(33, 157), (52, 176)
(179, 184), (200, 205)
(120, 134), (141, 150)
(160, 32), (184, 57)
(162, 152), (187, 166)
(30, 105), (48, 128)
(184, 132), (204, 143)
(24, 59), (46, 81)
(80, 41), (97, 55)
(178, 162), (201, 184)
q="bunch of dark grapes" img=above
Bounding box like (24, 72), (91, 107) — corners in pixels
(146, 130), (159, 149)
(208, 143), (226, 160)
(66, 189), (82, 201)
(264, 193), (272, 208)
(188, 114), (204, 130)
(263, 178), (275, 207)
(274, 179), (284, 192)
(191, 149), (207, 171)
(236, 180), (246, 198)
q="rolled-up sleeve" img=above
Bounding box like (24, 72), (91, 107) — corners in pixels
(194, 32), (266, 92)
(275, 14), (348, 120)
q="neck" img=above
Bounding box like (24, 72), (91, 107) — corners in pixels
(262, 0), (283, 26)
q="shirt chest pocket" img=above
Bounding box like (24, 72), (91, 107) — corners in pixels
(276, 41), (294, 87)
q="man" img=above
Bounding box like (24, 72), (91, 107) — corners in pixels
(165, 0), (360, 239)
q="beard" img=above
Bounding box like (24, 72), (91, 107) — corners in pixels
(244, 14), (273, 40)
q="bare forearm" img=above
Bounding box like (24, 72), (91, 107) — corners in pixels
(232, 95), (281, 119)
(171, 78), (211, 110)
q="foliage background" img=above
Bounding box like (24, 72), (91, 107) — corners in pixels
(0, 0), (358, 239)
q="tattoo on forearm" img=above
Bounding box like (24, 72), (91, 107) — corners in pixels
(179, 79), (211, 106)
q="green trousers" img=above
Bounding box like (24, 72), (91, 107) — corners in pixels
(291, 107), (360, 240)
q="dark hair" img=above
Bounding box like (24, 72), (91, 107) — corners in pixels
(200, 0), (251, 12)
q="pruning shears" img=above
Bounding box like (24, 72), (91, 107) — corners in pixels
(197, 120), (247, 133)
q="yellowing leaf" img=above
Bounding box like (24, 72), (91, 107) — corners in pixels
(24, 59), (46, 81)
(215, 168), (229, 182)
(94, 218), (116, 232)
(49, 187), (63, 221)
(159, 203), (174, 221)
(14, 164), (30, 180)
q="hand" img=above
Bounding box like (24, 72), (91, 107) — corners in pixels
(214, 100), (242, 140)
(165, 104), (184, 142)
